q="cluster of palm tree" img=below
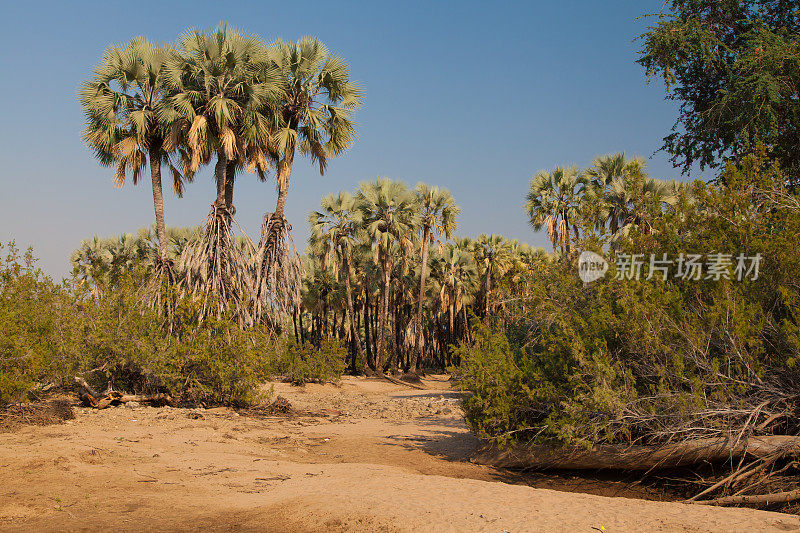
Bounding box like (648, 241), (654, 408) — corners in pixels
(71, 226), (200, 292)
(526, 153), (681, 253)
(79, 25), (362, 324)
(303, 178), (547, 375)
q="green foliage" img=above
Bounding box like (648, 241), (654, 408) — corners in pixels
(637, 0), (800, 182)
(456, 151), (800, 447)
(273, 338), (347, 385)
(0, 244), (343, 407)
(0, 244), (78, 403)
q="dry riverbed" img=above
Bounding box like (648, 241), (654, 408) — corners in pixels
(1, 376), (799, 532)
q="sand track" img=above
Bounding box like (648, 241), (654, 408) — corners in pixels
(1, 376), (799, 532)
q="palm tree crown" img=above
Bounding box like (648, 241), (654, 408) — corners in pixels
(525, 165), (588, 254)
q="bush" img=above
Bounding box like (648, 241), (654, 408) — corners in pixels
(0, 249), (275, 407)
(273, 338), (347, 385)
(0, 243), (349, 406)
(0, 243), (78, 403)
(454, 153), (800, 448)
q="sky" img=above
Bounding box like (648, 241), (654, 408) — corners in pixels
(0, 0), (703, 279)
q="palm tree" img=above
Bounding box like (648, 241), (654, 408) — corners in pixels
(605, 175), (679, 240)
(164, 24), (278, 325)
(473, 234), (513, 317)
(525, 165), (587, 254)
(165, 24), (276, 212)
(80, 38), (185, 283)
(429, 242), (478, 364)
(309, 192), (366, 369)
(256, 38), (363, 305)
(357, 178), (416, 372)
(265, 37), (362, 226)
(409, 184), (460, 375)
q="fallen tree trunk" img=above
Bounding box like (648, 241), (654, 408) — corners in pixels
(693, 489), (800, 507)
(75, 377), (172, 409)
(471, 436), (800, 471)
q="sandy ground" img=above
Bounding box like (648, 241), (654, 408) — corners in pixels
(1, 376), (800, 532)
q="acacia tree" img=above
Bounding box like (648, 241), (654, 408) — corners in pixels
(80, 38), (185, 282)
(309, 192), (366, 369)
(409, 184), (459, 375)
(638, 0), (800, 183)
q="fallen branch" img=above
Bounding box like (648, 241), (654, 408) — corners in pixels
(381, 373), (427, 390)
(471, 436), (800, 471)
(693, 489), (800, 507)
(74, 377), (172, 409)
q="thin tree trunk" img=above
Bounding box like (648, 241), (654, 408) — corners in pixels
(292, 309), (299, 343)
(410, 227), (430, 374)
(148, 145), (169, 264)
(376, 252), (391, 371)
(462, 306), (472, 344)
(299, 309), (305, 343)
(323, 295), (329, 338)
(448, 303), (455, 365)
(364, 291), (373, 369)
(342, 253), (365, 370)
(484, 268), (492, 317)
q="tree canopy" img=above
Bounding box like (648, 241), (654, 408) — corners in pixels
(638, 0), (800, 184)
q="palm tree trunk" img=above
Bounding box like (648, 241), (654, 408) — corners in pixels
(224, 160), (236, 213)
(148, 146), (169, 264)
(364, 291), (373, 369)
(484, 269), (492, 317)
(342, 252), (365, 369)
(410, 226), (430, 374)
(273, 152), (295, 221)
(376, 252), (391, 371)
(448, 302), (455, 364)
(299, 309), (305, 343)
(462, 306), (472, 344)
(214, 154), (227, 207)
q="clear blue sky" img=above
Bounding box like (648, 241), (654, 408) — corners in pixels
(0, 0), (700, 279)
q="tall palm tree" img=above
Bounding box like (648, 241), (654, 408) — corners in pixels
(309, 192), (366, 369)
(473, 234), (513, 317)
(80, 38), (185, 282)
(357, 178), (416, 372)
(409, 184), (460, 375)
(165, 24), (277, 212)
(164, 24), (278, 325)
(256, 39), (363, 305)
(265, 37), (362, 227)
(525, 165), (587, 254)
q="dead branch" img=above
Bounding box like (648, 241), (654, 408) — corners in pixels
(74, 377), (172, 409)
(693, 489), (800, 507)
(471, 436), (800, 471)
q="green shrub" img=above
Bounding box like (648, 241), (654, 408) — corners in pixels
(273, 338), (347, 385)
(0, 249), (276, 407)
(454, 154), (800, 448)
(0, 243), (78, 403)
